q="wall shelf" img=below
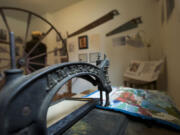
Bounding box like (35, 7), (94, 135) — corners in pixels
(0, 40), (9, 45)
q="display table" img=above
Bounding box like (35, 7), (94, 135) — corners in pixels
(48, 89), (179, 135)
(79, 89), (180, 135)
(124, 77), (157, 90)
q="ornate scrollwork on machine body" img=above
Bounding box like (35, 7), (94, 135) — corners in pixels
(0, 57), (112, 135)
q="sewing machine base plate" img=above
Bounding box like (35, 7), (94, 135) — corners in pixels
(63, 108), (128, 135)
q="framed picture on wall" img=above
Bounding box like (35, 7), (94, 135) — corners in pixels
(56, 34), (61, 42)
(78, 35), (88, 49)
(89, 52), (99, 63)
(54, 48), (58, 56)
(0, 29), (7, 41)
(15, 46), (20, 56)
(79, 53), (88, 62)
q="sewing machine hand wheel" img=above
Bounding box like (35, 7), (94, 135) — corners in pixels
(0, 7), (68, 75)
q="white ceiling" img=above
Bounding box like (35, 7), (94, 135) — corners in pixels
(0, 0), (83, 14)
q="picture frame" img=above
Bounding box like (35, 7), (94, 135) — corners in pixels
(56, 34), (61, 42)
(166, 0), (175, 21)
(59, 47), (67, 56)
(68, 43), (74, 52)
(0, 29), (7, 41)
(15, 46), (20, 56)
(79, 53), (88, 62)
(54, 47), (58, 56)
(78, 35), (88, 49)
(89, 52), (99, 63)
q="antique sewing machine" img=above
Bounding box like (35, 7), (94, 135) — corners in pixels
(0, 7), (128, 135)
(0, 33), (128, 135)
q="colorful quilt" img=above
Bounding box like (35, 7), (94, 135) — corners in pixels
(85, 87), (180, 130)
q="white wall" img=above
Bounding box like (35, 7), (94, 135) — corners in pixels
(0, 15), (27, 40)
(28, 13), (63, 65)
(44, 0), (162, 93)
(0, 15), (26, 72)
(0, 0), (166, 96)
(159, 0), (180, 108)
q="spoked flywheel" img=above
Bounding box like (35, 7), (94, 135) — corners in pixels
(0, 7), (68, 77)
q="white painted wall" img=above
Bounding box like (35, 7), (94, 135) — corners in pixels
(0, 15), (27, 39)
(0, 15), (26, 73)
(28, 13), (63, 65)
(159, 0), (180, 108)
(44, 0), (163, 93)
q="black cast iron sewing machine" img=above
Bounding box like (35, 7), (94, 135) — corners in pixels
(0, 7), (128, 135)
(0, 32), (128, 135)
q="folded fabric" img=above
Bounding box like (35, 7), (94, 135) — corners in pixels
(85, 87), (180, 130)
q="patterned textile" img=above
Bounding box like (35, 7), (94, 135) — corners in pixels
(86, 87), (180, 130)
